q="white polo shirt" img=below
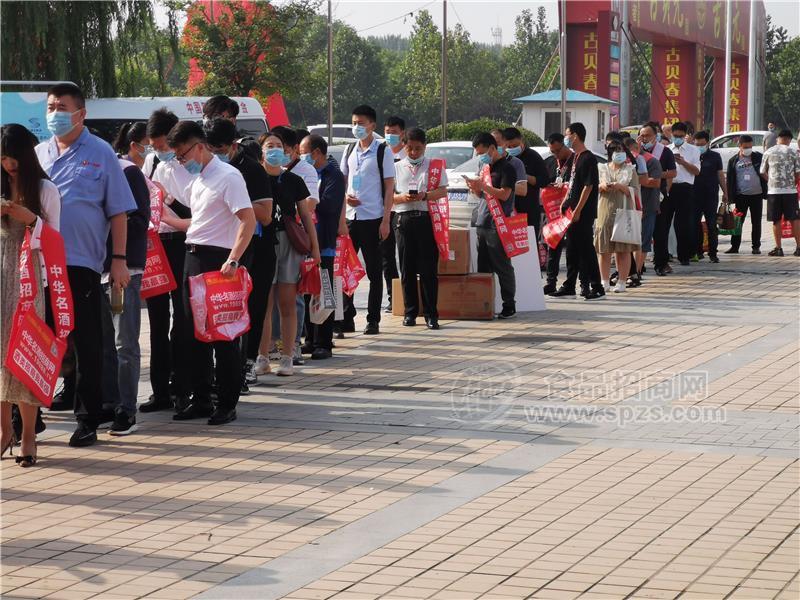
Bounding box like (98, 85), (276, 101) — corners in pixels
(669, 141), (701, 185)
(186, 156), (252, 249)
(151, 158), (197, 234)
(341, 137), (396, 221)
(394, 157), (449, 213)
(289, 158), (319, 201)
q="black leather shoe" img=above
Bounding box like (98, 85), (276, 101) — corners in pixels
(543, 283), (557, 295)
(654, 266), (667, 276)
(425, 319), (440, 330)
(709, 255), (720, 263)
(173, 396), (212, 421)
(724, 247), (738, 254)
(208, 408), (237, 426)
(342, 321), (356, 333)
(584, 288), (606, 300)
(139, 394), (173, 413)
(402, 317), (416, 326)
(311, 347), (332, 360)
(496, 307), (516, 319)
(551, 287), (577, 297)
(334, 328), (345, 339)
(364, 322), (379, 335)
(300, 343), (314, 355)
(752, 248), (761, 255)
(48, 391), (74, 412)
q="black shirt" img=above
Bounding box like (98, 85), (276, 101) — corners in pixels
(229, 149), (272, 204)
(317, 160), (346, 252)
(656, 145), (676, 194)
(105, 161), (150, 272)
(544, 153), (575, 185)
(695, 150), (723, 194)
(516, 147), (549, 213)
(564, 150), (599, 220)
(475, 157), (518, 227)
(268, 170), (310, 227)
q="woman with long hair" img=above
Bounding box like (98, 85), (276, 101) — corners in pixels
(112, 122), (150, 169)
(1, 124), (61, 466)
(595, 140), (641, 293)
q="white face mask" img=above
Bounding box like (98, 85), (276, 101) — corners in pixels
(742, 148), (753, 157)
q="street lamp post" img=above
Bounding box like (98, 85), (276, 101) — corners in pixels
(327, 0), (333, 144)
(442, 0), (448, 141)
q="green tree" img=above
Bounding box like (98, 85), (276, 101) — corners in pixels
(765, 36), (800, 132)
(629, 41), (652, 125)
(0, 0), (161, 96)
(446, 25), (503, 122)
(394, 10), (442, 128)
(764, 16), (794, 130)
(182, 0), (319, 100)
(115, 15), (187, 96)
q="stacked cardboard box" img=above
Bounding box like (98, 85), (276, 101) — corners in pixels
(392, 227), (495, 320)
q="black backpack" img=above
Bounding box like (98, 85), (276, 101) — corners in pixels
(344, 141), (387, 196)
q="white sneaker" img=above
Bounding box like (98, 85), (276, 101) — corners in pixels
(268, 341), (282, 362)
(613, 282), (626, 293)
(276, 355), (294, 376)
(601, 280), (610, 292)
(253, 354), (271, 375)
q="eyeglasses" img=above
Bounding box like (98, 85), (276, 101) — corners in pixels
(176, 142), (198, 164)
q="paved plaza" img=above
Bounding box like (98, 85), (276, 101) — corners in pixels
(1, 223), (799, 600)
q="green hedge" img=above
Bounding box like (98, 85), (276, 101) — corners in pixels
(426, 118), (545, 147)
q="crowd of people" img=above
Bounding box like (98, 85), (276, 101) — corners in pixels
(1, 82), (799, 462)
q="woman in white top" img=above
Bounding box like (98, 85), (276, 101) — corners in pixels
(1, 124), (62, 467)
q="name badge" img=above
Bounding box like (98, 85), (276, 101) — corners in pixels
(744, 174), (751, 181)
(352, 174), (362, 192)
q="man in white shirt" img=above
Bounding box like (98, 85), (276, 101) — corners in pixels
(166, 121), (256, 426)
(760, 129), (800, 256)
(393, 128), (448, 329)
(665, 121), (701, 266)
(340, 104), (396, 335)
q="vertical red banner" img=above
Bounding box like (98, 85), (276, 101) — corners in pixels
(650, 44), (703, 130)
(712, 56), (749, 136)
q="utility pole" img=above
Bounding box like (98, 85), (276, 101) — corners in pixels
(441, 0), (448, 141)
(746, 0), (757, 129)
(560, 0), (567, 132)
(327, 0), (333, 144)
(723, 0), (732, 133)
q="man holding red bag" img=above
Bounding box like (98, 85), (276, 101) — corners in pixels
(166, 121), (256, 425)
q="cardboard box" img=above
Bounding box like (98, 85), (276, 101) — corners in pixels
(391, 274), (495, 320)
(438, 228), (470, 275)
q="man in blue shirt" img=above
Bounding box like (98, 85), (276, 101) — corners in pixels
(35, 83), (136, 447)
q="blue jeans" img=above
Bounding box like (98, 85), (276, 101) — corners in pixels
(101, 274), (143, 416)
(271, 294), (304, 347)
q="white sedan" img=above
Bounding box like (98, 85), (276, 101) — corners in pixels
(709, 130), (798, 166)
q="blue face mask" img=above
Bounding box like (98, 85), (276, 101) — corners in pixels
(673, 136), (685, 147)
(352, 124), (368, 140)
(612, 152), (627, 164)
(155, 149), (176, 162)
(301, 153), (315, 166)
(478, 153), (492, 166)
(564, 137), (573, 149)
(183, 159), (202, 175)
(385, 133), (401, 146)
(214, 152), (230, 164)
(265, 148), (285, 166)
(407, 155), (424, 166)
(641, 141), (654, 151)
(656, 133), (663, 142)
(698, 145), (707, 154)
(280, 151), (292, 166)
(496, 146), (506, 157)
(46, 110), (78, 137)
(506, 146), (522, 157)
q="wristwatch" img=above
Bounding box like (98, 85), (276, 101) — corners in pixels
(226, 259), (239, 268)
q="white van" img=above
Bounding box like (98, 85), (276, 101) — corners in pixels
(84, 96), (269, 143)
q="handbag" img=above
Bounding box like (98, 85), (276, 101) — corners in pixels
(610, 186), (642, 245)
(717, 204), (735, 230)
(283, 215), (311, 255)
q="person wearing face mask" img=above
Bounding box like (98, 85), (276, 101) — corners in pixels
(725, 135), (767, 255)
(655, 122), (700, 268)
(165, 121), (256, 424)
(543, 133), (576, 295)
(759, 129), (800, 256)
(112, 122), (151, 170)
(691, 131), (727, 262)
(624, 137), (662, 281)
(34, 83), (136, 448)
(392, 127), (449, 329)
(466, 132), (519, 318)
(339, 105), (396, 335)
(594, 141), (640, 293)
(205, 118), (274, 390)
(381, 116), (406, 314)
(763, 122), (778, 151)
(503, 127), (549, 245)
(552, 123), (604, 300)
(491, 129), (528, 201)
(202, 95), (262, 162)
(298, 134), (346, 358)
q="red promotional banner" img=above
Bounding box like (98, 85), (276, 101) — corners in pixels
(541, 186), (569, 223)
(426, 158), (450, 260)
(188, 267), (252, 342)
(481, 165), (529, 258)
(542, 209), (574, 249)
(781, 219), (793, 239)
(334, 235), (366, 296)
(5, 309), (67, 408)
(140, 231), (178, 300)
(146, 179), (163, 230)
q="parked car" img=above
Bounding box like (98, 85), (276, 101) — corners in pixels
(308, 123), (383, 145)
(709, 130), (798, 165)
(425, 141), (475, 174)
(446, 147), (607, 229)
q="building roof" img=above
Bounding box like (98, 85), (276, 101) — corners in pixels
(513, 89), (617, 105)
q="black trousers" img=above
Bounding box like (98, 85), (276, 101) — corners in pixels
(183, 246), (242, 411)
(545, 239), (565, 287)
(731, 194), (763, 251)
(396, 211), (439, 320)
(381, 212), (399, 305)
(343, 217), (383, 324)
(145, 233), (190, 399)
(310, 256), (335, 349)
(67, 266), (104, 429)
(656, 182), (694, 264)
(244, 233), (276, 361)
(694, 189), (720, 257)
(563, 216), (600, 291)
(477, 226), (516, 310)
